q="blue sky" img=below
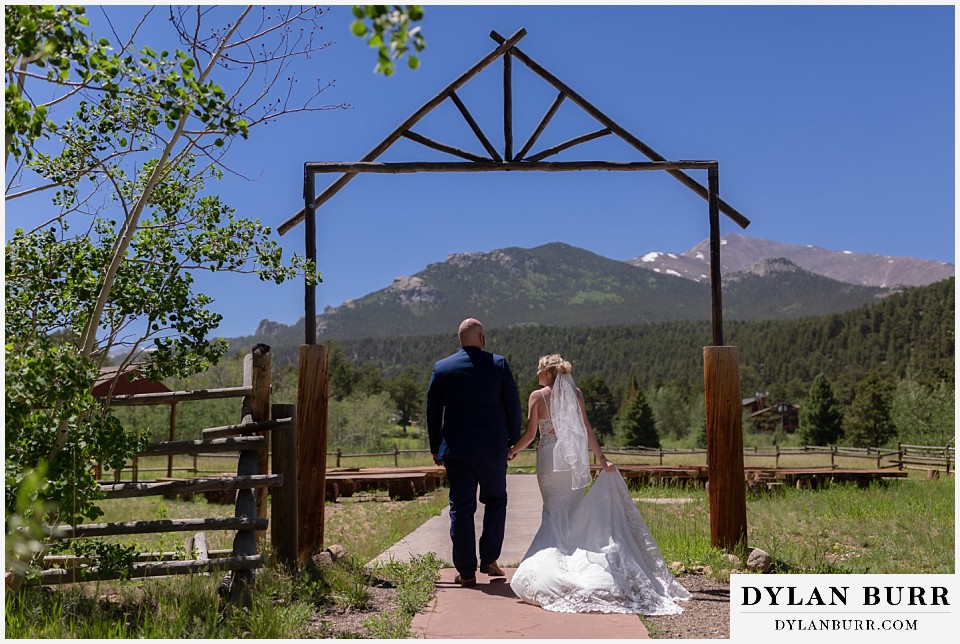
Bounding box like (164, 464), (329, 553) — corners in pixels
(4, 3), (955, 339)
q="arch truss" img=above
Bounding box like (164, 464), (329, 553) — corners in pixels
(279, 28), (751, 346)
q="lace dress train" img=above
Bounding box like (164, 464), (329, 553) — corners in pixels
(510, 423), (691, 615)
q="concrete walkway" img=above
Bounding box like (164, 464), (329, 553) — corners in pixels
(369, 474), (649, 639)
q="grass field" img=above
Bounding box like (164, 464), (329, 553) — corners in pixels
(7, 461), (953, 637)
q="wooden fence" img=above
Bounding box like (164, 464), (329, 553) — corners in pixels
(34, 346), (298, 607)
(892, 443), (955, 475)
(323, 442), (955, 474)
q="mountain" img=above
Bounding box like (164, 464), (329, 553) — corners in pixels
(722, 258), (890, 319)
(327, 277), (954, 389)
(627, 233), (954, 288)
(235, 241), (894, 348)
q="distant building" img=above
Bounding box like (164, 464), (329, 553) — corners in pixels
(93, 366), (170, 397)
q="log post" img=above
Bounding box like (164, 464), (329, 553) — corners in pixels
(708, 167), (724, 346)
(703, 346), (747, 552)
(245, 345), (271, 540)
(503, 49), (513, 161)
(297, 344), (329, 561)
(303, 168), (317, 344)
(271, 403), (298, 568)
(167, 402), (177, 478)
(224, 414), (258, 610)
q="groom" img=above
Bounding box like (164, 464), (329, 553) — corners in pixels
(427, 318), (523, 586)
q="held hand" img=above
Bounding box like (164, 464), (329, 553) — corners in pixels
(507, 448), (517, 461)
(601, 459), (616, 473)
(432, 454), (442, 466)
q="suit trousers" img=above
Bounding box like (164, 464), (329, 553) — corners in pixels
(443, 454), (508, 578)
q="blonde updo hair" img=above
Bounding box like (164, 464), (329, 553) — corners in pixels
(538, 354), (572, 376)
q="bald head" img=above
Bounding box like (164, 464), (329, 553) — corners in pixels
(458, 318), (485, 348)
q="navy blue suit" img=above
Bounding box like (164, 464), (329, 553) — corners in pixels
(426, 346), (522, 578)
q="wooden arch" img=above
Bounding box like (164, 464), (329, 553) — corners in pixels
(280, 28), (750, 553)
(280, 28), (750, 346)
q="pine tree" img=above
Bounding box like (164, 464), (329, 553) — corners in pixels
(577, 374), (616, 443)
(799, 373), (845, 445)
(620, 388), (660, 448)
(844, 371), (896, 448)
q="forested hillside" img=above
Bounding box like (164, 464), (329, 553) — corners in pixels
(151, 278), (952, 450)
(255, 277), (953, 398)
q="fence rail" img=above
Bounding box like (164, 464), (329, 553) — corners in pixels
(32, 345), (298, 610)
(320, 442), (954, 474)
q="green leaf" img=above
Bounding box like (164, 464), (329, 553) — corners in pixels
(352, 5), (365, 18)
(407, 55), (420, 70)
(350, 20), (367, 37)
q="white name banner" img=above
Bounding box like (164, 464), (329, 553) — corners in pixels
(731, 573), (957, 641)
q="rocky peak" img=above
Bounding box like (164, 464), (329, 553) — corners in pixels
(745, 257), (802, 277)
(385, 275), (441, 305)
(443, 248), (532, 276)
(255, 319), (287, 337)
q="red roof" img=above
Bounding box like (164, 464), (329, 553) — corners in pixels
(93, 366), (171, 397)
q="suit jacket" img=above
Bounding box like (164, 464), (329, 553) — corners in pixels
(426, 346), (523, 461)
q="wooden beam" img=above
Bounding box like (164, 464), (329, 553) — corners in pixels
(704, 346), (747, 552)
(304, 167), (317, 344)
(271, 403), (299, 568)
(401, 130), (491, 162)
(100, 474), (281, 499)
(504, 50), (513, 161)
(515, 91), (566, 161)
(138, 436), (266, 457)
(490, 31), (750, 230)
(449, 91), (501, 161)
(708, 166), (724, 346)
(304, 160), (717, 173)
(47, 516), (268, 539)
(105, 386), (252, 407)
(201, 416), (293, 440)
(278, 28), (528, 235)
(297, 344), (329, 561)
(167, 402), (176, 477)
(247, 345), (271, 541)
(524, 128), (611, 162)
(32, 555), (263, 586)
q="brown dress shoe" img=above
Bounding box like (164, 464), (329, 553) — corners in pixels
(479, 561), (505, 576)
(454, 574), (477, 587)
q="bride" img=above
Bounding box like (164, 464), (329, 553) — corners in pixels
(506, 354), (691, 615)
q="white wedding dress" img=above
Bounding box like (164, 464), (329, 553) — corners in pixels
(510, 419), (691, 615)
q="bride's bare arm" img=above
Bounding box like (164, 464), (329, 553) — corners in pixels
(508, 390), (542, 460)
(577, 388), (616, 472)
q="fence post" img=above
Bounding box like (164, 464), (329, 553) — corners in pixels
(336, 448), (342, 468)
(703, 346), (747, 552)
(659, 447), (663, 466)
(297, 344), (329, 562)
(244, 345), (271, 542)
(831, 445), (836, 469)
(168, 402), (178, 478)
(897, 442), (903, 471)
(394, 446), (399, 467)
(271, 403), (298, 568)
(224, 413), (258, 610)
